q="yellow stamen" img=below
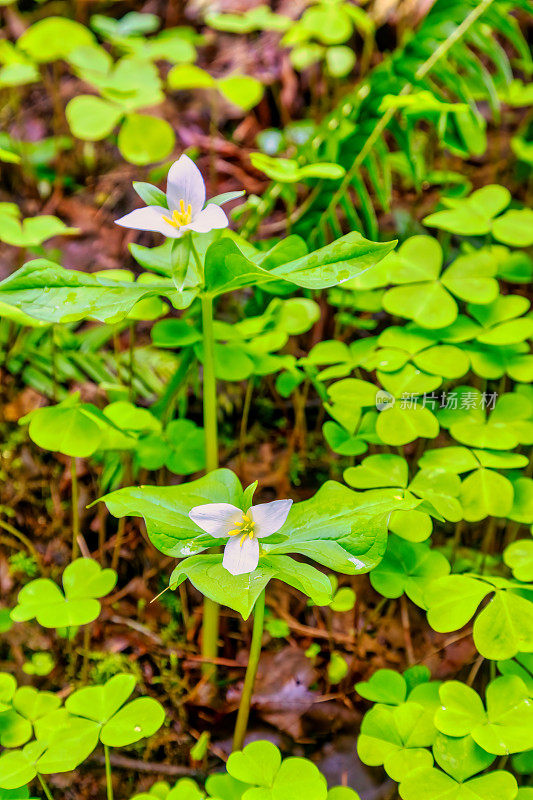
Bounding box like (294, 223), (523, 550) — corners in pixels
(162, 201), (193, 229)
(229, 512), (255, 546)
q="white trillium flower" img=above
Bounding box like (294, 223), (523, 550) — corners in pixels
(189, 499), (293, 576)
(115, 154), (230, 239)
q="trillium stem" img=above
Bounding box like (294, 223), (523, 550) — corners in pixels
(71, 456), (79, 559)
(232, 589), (266, 751)
(200, 290), (221, 679)
(104, 744), (114, 800)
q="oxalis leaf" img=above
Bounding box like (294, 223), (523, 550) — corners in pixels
(65, 674), (165, 748)
(400, 767), (517, 800)
(435, 676), (533, 755)
(425, 574), (533, 659)
(357, 701), (436, 782)
(10, 559), (117, 629)
(0, 685), (61, 748)
(226, 741), (328, 800)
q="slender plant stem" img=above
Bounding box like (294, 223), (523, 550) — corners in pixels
(481, 516), (498, 572)
(0, 519), (41, 566)
(128, 321), (135, 401)
(81, 623), (91, 684)
(38, 774), (54, 800)
(239, 377), (254, 469)
(200, 294), (218, 472)
(200, 291), (220, 678)
(111, 517), (125, 572)
(71, 457), (79, 559)
(232, 590), (266, 751)
(104, 744), (114, 800)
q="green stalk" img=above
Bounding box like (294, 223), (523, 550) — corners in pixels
(201, 294), (219, 473)
(128, 321), (135, 401)
(71, 456), (79, 559)
(232, 590), (266, 751)
(200, 291), (220, 677)
(37, 774), (55, 800)
(104, 744), (114, 800)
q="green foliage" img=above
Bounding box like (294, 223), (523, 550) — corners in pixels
(10, 559), (116, 629)
(0, 674), (164, 790)
(0, 230), (394, 325)
(101, 467), (415, 617)
(357, 666), (531, 799)
(130, 741), (361, 800)
(424, 186), (533, 246)
(1, 4), (532, 794)
(425, 575), (533, 660)
(246, 0), (531, 242)
(0, 203), (78, 248)
(167, 65), (264, 112)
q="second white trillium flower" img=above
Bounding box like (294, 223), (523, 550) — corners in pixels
(115, 153), (230, 239)
(189, 499), (293, 576)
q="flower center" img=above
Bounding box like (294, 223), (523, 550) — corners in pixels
(228, 513), (255, 547)
(163, 199), (192, 228)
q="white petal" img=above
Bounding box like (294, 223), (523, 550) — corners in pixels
(189, 503), (242, 537)
(184, 204), (229, 234)
(166, 154), (206, 216)
(249, 499), (293, 538)
(223, 535), (259, 575)
(115, 206), (182, 238)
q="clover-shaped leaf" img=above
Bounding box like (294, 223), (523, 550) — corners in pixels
(468, 295), (533, 346)
(0, 687), (61, 748)
(376, 403), (439, 447)
(0, 713), (99, 790)
(357, 702), (436, 781)
(382, 237), (497, 329)
(345, 458), (461, 525)
(418, 446), (523, 521)
(497, 654), (533, 694)
(432, 733), (495, 782)
(135, 419), (206, 475)
(492, 208), (533, 247)
(400, 766), (517, 800)
(343, 454), (408, 489)
(445, 391), (533, 451)
(11, 559), (117, 628)
(18, 17), (95, 62)
(369, 536), (450, 608)
(435, 676), (533, 755)
(227, 741), (281, 787)
(355, 669), (408, 705)
(22, 395), (108, 458)
(423, 185), (511, 236)
(131, 776), (205, 800)
(65, 674), (165, 748)
(505, 534), (533, 581)
(425, 575), (533, 659)
(227, 741), (327, 800)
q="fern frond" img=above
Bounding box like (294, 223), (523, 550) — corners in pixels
(247, 0), (531, 244)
